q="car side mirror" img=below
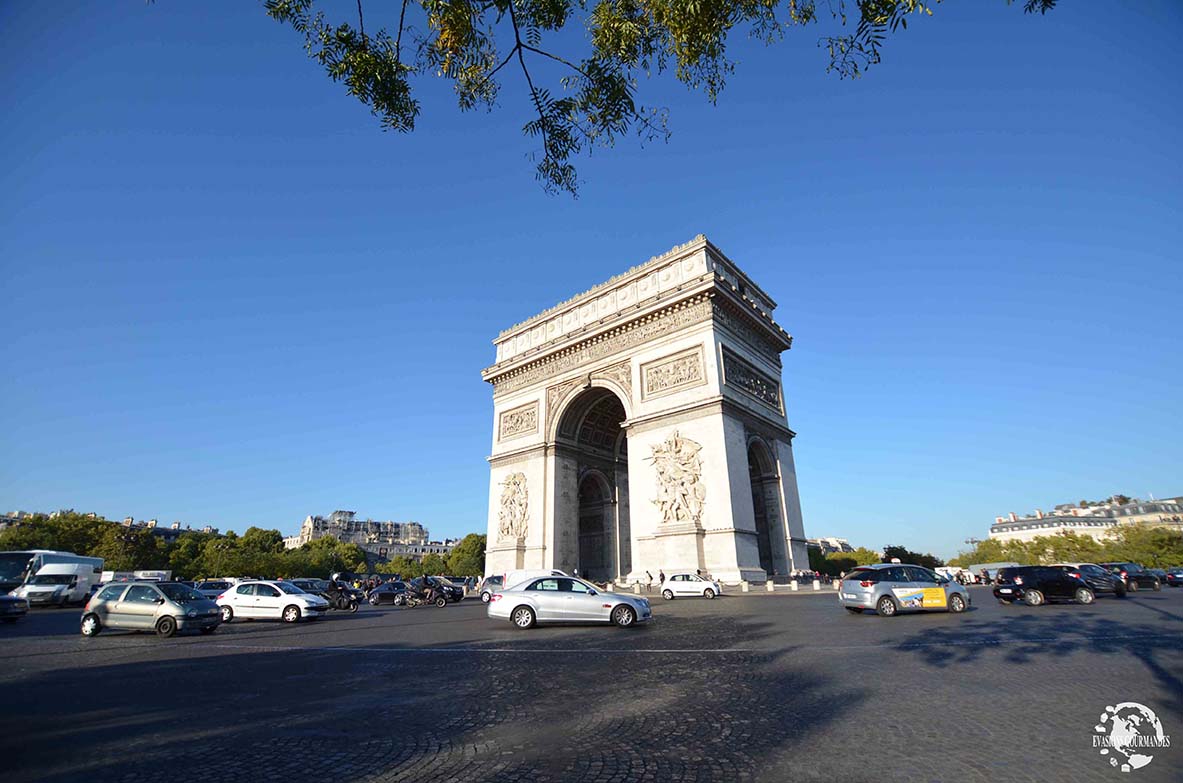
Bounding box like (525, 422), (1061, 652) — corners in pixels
(588, 589), (597, 596)
(155, 597), (165, 604)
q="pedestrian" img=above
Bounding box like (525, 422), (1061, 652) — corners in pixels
(645, 571), (653, 593)
(658, 569), (666, 585)
(696, 568), (702, 578)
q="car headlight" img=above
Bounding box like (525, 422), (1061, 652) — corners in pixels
(187, 609), (198, 618)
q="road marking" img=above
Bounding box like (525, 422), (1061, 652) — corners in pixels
(207, 631), (1182, 656)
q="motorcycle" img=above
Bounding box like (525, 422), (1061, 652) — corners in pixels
(326, 592), (359, 613)
(397, 590), (447, 608)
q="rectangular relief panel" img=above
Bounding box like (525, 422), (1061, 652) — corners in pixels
(720, 345), (783, 414)
(498, 401), (539, 442)
(641, 345), (707, 400)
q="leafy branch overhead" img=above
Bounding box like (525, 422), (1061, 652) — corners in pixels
(263, 0), (1057, 194)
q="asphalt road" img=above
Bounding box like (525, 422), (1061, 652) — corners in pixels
(2, 585), (1181, 783)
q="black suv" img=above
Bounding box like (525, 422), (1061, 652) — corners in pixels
(1051, 563), (1126, 598)
(1100, 562), (1162, 592)
(993, 566), (1095, 606)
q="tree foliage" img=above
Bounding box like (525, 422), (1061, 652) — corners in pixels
(445, 533), (487, 575)
(948, 526), (1183, 569)
(881, 544), (943, 570)
(257, 0), (1057, 194)
(0, 512), (374, 579)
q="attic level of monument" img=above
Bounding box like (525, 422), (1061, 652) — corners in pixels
(482, 235), (810, 584)
(481, 235), (793, 392)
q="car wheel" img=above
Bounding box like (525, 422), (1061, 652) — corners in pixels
(844, 606), (863, 615)
(875, 596), (897, 617)
(200, 626), (217, 635)
(1023, 589), (1044, 606)
(1153, 580), (1161, 592)
(511, 606), (535, 629)
(369, 597), (379, 606)
(80, 614), (101, 637)
(662, 589), (674, 601)
(282, 605), (301, 623)
(948, 593), (967, 613)
(1115, 585), (1127, 598)
(393, 594), (405, 606)
(481, 591), (492, 604)
(220, 605), (234, 623)
(1127, 580), (1138, 593)
(612, 605), (637, 627)
(1075, 587), (1095, 605)
(703, 588), (717, 599)
(435, 596), (448, 608)
(156, 617), (177, 638)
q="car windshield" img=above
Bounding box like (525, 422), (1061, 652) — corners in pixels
(159, 583), (206, 602)
(29, 574), (73, 585)
(0, 553), (36, 581)
(275, 582), (306, 594)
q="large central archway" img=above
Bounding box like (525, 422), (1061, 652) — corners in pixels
(555, 387), (630, 582)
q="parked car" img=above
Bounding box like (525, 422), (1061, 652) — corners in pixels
(368, 581), (409, 605)
(80, 581), (221, 637)
(1100, 562), (1162, 592)
(488, 575), (652, 629)
(217, 580), (329, 624)
(288, 578), (331, 598)
(1165, 568), (1183, 588)
(1147, 568), (1168, 582)
(993, 566), (1095, 606)
(1051, 563), (1126, 598)
(479, 575), (504, 603)
(660, 572), (722, 600)
(0, 594), (29, 623)
(839, 564), (971, 617)
(195, 580), (235, 599)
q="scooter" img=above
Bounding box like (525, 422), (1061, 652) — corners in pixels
(327, 593), (359, 613)
(398, 591), (448, 608)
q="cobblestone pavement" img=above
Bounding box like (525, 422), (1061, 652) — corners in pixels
(1, 586), (1181, 783)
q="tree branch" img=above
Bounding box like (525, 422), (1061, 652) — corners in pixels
(521, 43), (591, 80)
(395, 0), (409, 65)
(356, 0), (366, 41)
(508, 1), (549, 156)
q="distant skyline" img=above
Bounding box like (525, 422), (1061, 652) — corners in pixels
(2, 2), (1181, 560)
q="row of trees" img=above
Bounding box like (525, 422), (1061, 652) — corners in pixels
(949, 526), (1183, 569)
(807, 544), (945, 577)
(0, 512), (486, 579)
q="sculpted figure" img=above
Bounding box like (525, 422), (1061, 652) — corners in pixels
(650, 431), (705, 525)
(498, 472), (529, 541)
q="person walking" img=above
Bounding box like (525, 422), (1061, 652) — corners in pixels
(645, 571), (653, 593)
(658, 569), (666, 586)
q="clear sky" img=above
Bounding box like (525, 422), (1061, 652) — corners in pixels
(2, 2), (1180, 559)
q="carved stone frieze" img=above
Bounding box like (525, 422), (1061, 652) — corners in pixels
(721, 346), (783, 413)
(595, 360), (633, 400)
(712, 300), (786, 366)
(545, 375), (586, 437)
(497, 472), (529, 542)
(498, 402), (539, 442)
(642, 346), (706, 399)
(490, 297), (713, 395)
(649, 431), (705, 526)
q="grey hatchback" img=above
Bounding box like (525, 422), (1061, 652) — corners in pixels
(81, 581), (221, 638)
(839, 563), (971, 617)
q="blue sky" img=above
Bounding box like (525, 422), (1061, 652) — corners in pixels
(2, 1), (1180, 559)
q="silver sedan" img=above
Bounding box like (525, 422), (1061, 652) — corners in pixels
(487, 575), (652, 629)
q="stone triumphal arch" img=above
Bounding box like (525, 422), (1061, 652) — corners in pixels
(483, 235), (809, 584)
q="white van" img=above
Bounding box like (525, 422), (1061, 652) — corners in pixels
(13, 563), (100, 606)
(479, 569), (568, 602)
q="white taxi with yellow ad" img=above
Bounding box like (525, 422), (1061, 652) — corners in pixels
(839, 563), (971, 617)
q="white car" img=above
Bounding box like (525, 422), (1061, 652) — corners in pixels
(660, 573), (721, 600)
(488, 575), (652, 629)
(216, 580), (329, 624)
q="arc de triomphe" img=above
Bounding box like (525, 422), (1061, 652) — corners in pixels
(482, 235), (809, 584)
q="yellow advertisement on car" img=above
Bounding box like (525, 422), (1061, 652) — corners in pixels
(891, 587), (947, 609)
